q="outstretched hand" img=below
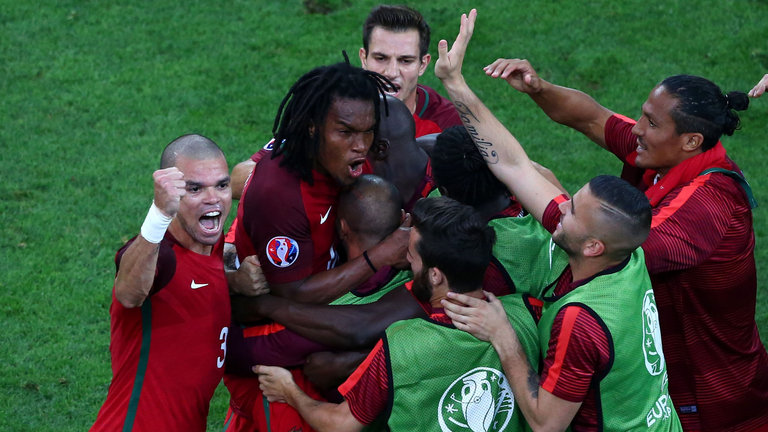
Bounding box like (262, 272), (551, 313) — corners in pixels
(253, 365), (295, 403)
(435, 9), (477, 84)
(749, 74), (768, 98)
(484, 58), (543, 94)
(442, 291), (513, 343)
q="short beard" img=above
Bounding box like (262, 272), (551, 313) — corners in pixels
(411, 267), (433, 304)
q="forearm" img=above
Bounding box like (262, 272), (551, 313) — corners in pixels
(528, 80), (612, 147)
(113, 237), (160, 308)
(492, 330), (576, 431)
(252, 287), (425, 349)
(275, 255), (375, 304)
(285, 390), (362, 432)
(493, 332), (545, 427)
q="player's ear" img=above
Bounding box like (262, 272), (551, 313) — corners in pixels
(359, 47), (368, 66)
(373, 138), (390, 160)
(418, 53), (431, 76)
(338, 218), (350, 241)
(429, 267), (443, 286)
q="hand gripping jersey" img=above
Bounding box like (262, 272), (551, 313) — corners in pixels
(384, 295), (539, 432)
(91, 234), (230, 432)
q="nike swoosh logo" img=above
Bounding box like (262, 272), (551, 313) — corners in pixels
(320, 206), (332, 224)
(191, 280), (209, 289)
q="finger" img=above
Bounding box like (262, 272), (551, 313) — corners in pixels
(445, 291), (484, 306)
(437, 39), (449, 60)
(484, 291), (498, 302)
(441, 298), (475, 316)
(400, 212), (412, 229)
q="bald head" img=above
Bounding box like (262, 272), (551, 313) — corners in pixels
(339, 174), (402, 246)
(160, 134), (225, 169)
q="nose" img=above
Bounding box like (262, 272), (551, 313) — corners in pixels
(558, 199), (569, 215)
(631, 118), (643, 137)
(353, 133), (369, 154)
(202, 186), (220, 204)
(383, 59), (398, 80)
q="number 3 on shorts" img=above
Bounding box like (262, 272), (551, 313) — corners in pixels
(217, 326), (228, 368)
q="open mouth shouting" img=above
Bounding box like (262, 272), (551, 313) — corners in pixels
(199, 210), (222, 236)
(349, 159), (366, 179)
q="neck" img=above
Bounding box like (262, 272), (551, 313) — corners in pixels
(168, 222), (213, 256)
(404, 92), (418, 114)
(431, 287), (484, 310)
(568, 255), (625, 282)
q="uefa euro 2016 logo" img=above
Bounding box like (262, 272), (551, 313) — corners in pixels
(266, 236), (299, 268)
(642, 289), (666, 376)
(438, 367), (514, 432)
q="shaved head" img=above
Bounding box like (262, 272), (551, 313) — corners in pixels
(339, 174), (402, 244)
(160, 134), (225, 168)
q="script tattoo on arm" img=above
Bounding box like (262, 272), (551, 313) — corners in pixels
(454, 101), (499, 164)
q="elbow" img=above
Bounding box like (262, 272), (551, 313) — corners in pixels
(113, 283), (145, 309)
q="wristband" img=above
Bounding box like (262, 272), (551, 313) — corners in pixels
(362, 250), (378, 274)
(140, 202), (173, 244)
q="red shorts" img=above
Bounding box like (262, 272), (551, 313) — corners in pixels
(223, 370), (324, 432)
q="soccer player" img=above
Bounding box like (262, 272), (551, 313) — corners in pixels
(436, 10), (682, 431)
(481, 25), (768, 432)
(360, 4), (462, 135)
(91, 134), (251, 432)
(224, 62), (409, 432)
(255, 197), (541, 432)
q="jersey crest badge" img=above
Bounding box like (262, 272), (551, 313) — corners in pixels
(266, 236), (299, 268)
(642, 289), (666, 376)
(438, 367), (514, 432)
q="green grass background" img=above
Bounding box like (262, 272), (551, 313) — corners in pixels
(2, 0), (767, 430)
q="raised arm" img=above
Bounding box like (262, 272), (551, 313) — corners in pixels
(434, 9), (562, 222)
(114, 167), (184, 308)
(484, 58), (614, 148)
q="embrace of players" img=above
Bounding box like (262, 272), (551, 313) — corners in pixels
(91, 4), (768, 432)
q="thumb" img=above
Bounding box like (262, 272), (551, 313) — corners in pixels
(437, 39), (449, 58)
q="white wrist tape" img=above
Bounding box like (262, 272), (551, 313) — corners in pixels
(140, 202), (173, 244)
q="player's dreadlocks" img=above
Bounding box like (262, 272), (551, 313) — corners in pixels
(271, 60), (392, 184)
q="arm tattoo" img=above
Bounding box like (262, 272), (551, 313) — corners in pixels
(526, 365), (539, 399)
(454, 101), (499, 164)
